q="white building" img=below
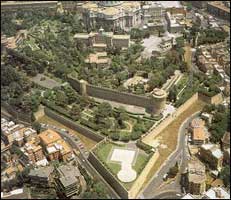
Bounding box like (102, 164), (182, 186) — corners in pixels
(202, 187), (230, 199)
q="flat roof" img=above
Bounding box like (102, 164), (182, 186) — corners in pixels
(203, 187), (230, 199)
(39, 129), (61, 146)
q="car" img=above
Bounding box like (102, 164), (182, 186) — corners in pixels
(163, 173), (168, 181)
(64, 137), (67, 140)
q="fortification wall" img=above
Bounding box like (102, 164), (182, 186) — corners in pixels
(142, 93), (199, 145)
(44, 107), (104, 142)
(128, 150), (160, 198)
(88, 150), (129, 199)
(86, 84), (151, 108)
(67, 75), (166, 114)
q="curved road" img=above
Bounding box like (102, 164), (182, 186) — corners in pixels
(139, 112), (201, 199)
(47, 125), (120, 199)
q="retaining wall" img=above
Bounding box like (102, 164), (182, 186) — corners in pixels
(128, 150), (160, 198)
(44, 107), (104, 142)
(142, 93), (199, 145)
(88, 150), (129, 199)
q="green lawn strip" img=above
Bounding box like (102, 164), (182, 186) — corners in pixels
(133, 153), (149, 174)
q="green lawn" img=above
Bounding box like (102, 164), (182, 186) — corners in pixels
(133, 153), (149, 174)
(95, 143), (122, 175)
(94, 142), (150, 189)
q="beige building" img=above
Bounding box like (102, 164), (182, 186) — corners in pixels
(39, 129), (73, 162)
(85, 52), (111, 67)
(221, 132), (230, 150)
(187, 157), (206, 195)
(74, 28), (130, 51)
(82, 1), (142, 31)
(21, 138), (46, 165)
(199, 144), (223, 171)
(189, 118), (209, 145)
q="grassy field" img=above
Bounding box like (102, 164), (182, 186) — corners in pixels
(37, 115), (97, 150)
(94, 142), (149, 189)
(143, 100), (206, 188)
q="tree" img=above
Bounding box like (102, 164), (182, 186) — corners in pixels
(69, 104), (81, 121)
(55, 91), (68, 107)
(168, 162), (179, 178)
(220, 165), (230, 187)
(32, 121), (41, 133)
(168, 86), (178, 102)
(110, 132), (120, 140)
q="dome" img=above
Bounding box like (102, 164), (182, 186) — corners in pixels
(98, 1), (123, 7)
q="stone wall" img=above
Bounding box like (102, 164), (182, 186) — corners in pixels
(142, 93), (199, 145)
(67, 75), (154, 110)
(128, 150), (160, 199)
(44, 107), (104, 142)
(86, 84), (151, 108)
(88, 150), (129, 199)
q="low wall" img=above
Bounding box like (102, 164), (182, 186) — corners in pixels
(142, 93), (199, 145)
(88, 150), (129, 199)
(198, 92), (223, 105)
(128, 150), (160, 198)
(67, 75), (151, 109)
(44, 107), (104, 142)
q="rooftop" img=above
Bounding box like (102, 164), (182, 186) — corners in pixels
(190, 118), (205, 129)
(29, 166), (54, 178)
(188, 157), (206, 183)
(57, 164), (80, 187)
(203, 187), (230, 199)
(193, 128), (206, 141)
(39, 129), (62, 146)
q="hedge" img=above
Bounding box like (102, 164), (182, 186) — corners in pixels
(136, 139), (153, 154)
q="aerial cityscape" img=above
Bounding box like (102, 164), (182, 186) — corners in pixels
(1, 1), (230, 199)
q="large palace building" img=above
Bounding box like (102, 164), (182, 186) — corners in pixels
(82, 1), (143, 31)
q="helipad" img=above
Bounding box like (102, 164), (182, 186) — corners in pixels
(110, 148), (137, 182)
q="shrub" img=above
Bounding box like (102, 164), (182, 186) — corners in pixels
(120, 132), (130, 142)
(136, 139), (152, 153)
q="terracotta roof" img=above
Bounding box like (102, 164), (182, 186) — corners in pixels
(190, 118), (205, 128)
(193, 128), (206, 141)
(39, 129), (62, 146)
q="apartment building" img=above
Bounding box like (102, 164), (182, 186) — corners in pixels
(39, 129), (73, 162)
(207, 1), (230, 21)
(189, 118), (209, 145)
(20, 138), (48, 166)
(1, 118), (37, 146)
(189, 1), (208, 9)
(54, 164), (81, 198)
(199, 144), (223, 171)
(187, 157), (206, 195)
(28, 165), (54, 187)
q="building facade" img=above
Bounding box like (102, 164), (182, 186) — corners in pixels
(199, 144), (223, 171)
(187, 157), (206, 195)
(207, 1), (230, 21)
(82, 1), (142, 31)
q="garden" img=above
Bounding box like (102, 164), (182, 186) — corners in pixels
(41, 84), (154, 141)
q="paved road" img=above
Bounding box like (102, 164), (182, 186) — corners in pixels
(140, 112), (201, 199)
(45, 124), (120, 199)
